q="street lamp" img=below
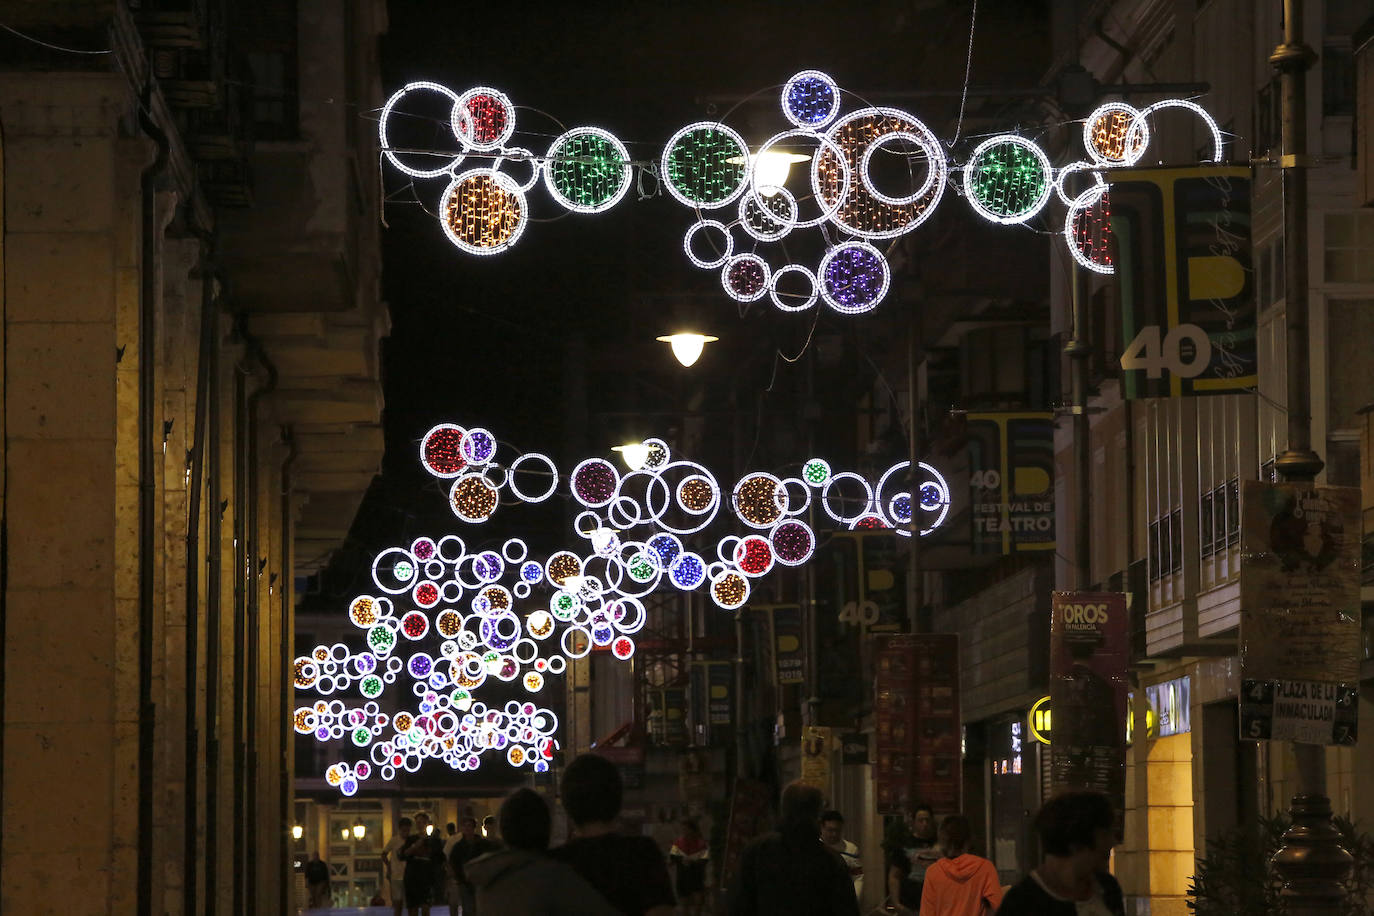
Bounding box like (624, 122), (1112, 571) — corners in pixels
(352, 820), (366, 841)
(291, 824), (304, 841)
(611, 442), (651, 471)
(339, 827), (349, 841)
(656, 333), (718, 368)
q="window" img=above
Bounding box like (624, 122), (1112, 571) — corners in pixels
(1322, 43), (1355, 116)
(1149, 507), (1185, 581)
(1199, 477), (1239, 559)
(1326, 298), (1374, 429)
(1323, 211), (1374, 283)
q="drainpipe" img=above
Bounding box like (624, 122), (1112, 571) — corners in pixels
(231, 360), (247, 916)
(137, 91), (170, 916)
(241, 319), (278, 910)
(205, 285), (223, 916)
(278, 426), (297, 916)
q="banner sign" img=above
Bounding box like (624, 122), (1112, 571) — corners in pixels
(769, 605), (805, 686)
(1239, 482), (1361, 746)
(874, 634), (961, 814)
(1107, 166), (1254, 398)
(966, 412), (1056, 554)
(1049, 592), (1128, 821)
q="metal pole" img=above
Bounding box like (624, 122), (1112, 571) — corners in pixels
(1067, 266), (1092, 588)
(1267, 0), (1351, 911)
(907, 312), (925, 632)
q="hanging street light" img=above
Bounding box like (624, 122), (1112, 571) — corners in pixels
(656, 333), (718, 368)
(611, 442), (651, 470)
(352, 820), (366, 840)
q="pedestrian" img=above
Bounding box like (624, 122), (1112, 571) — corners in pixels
(482, 814), (500, 844)
(669, 817), (709, 915)
(465, 787), (621, 915)
(917, 815), (1000, 916)
(886, 803), (940, 910)
(381, 817), (413, 916)
(400, 812), (444, 916)
(820, 810), (864, 899)
(726, 781), (861, 916)
(304, 853), (331, 908)
(441, 821), (462, 913)
(995, 790), (1123, 916)
(549, 753), (676, 916)
(449, 814), (496, 915)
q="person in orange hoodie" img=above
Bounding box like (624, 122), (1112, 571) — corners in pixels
(917, 815), (1002, 916)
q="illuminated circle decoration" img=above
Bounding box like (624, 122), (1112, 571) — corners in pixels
(677, 475), (717, 514)
(721, 254), (771, 303)
(378, 81), (465, 179)
(412, 581), (440, 609)
(770, 520), (815, 566)
(750, 129), (849, 230)
(818, 242), (890, 314)
(349, 596), (379, 627)
(449, 474), (500, 522)
(669, 552), (706, 590)
(611, 636), (635, 660)
(962, 135), (1053, 225)
(293, 658), (318, 689)
(545, 551), (582, 588)
(782, 70), (841, 129)
(1083, 102), (1147, 166)
(453, 86), (516, 151)
(802, 458), (830, 486)
(733, 473), (785, 528)
(400, 611), (429, 641)
(507, 452), (559, 503)
(648, 533), (683, 569)
(439, 169), (527, 256)
(738, 187), (797, 243)
(769, 264), (819, 313)
(682, 219), (734, 269)
(661, 122), (750, 208)
(420, 424), (467, 477)
(1066, 185), (1114, 275)
(460, 427), (497, 465)
(544, 127), (633, 213)
(642, 439), (670, 470)
(734, 536), (774, 577)
(1135, 99), (1223, 162)
(526, 610), (554, 639)
(570, 458), (620, 508)
(818, 107), (947, 240)
(711, 570), (750, 609)
(436, 610), (463, 639)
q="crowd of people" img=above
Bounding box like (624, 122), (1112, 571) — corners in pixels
(308, 759), (1120, 916)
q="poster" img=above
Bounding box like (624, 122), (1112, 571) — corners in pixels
(1239, 482), (1361, 746)
(1049, 591), (1128, 820)
(966, 412), (1056, 555)
(873, 634), (961, 814)
(800, 726), (832, 790)
(769, 605), (805, 686)
(1106, 167), (1255, 398)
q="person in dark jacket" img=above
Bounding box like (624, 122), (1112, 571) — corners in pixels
(465, 788), (620, 916)
(995, 790), (1124, 916)
(726, 781), (861, 916)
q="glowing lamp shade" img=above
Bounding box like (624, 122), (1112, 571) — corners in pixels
(727, 150), (811, 197)
(292, 824), (304, 841)
(339, 827), (350, 841)
(352, 821), (366, 840)
(656, 333), (719, 367)
(612, 442), (651, 471)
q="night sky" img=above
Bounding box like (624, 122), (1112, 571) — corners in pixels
(302, 0), (1048, 608)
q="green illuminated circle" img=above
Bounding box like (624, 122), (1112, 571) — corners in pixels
(662, 125), (748, 207)
(803, 459), (830, 485)
(367, 625), (395, 652)
(965, 138), (1050, 223)
(352, 727), (371, 746)
(545, 128), (631, 213)
(360, 675), (383, 698)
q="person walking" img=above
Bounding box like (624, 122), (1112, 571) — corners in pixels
(449, 815), (496, 916)
(820, 810), (864, 900)
(726, 781), (860, 916)
(304, 853), (330, 908)
(550, 753), (676, 916)
(669, 817), (709, 915)
(917, 815), (1000, 916)
(886, 803), (939, 911)
(400, 812), (444, 916)
(465, 788), (620, 915)
(381, 817), (413, 916)
(995, 790), (1123, 916)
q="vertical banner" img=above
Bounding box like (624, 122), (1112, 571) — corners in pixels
(1106, 167), (1255, 398)
(769, 605), (805, 686)
(800, 726), (832, 790)
(1239, 482), (1361, 745)
(707, 661), (733, 728)
(1049, 592), (1128, 820)
(873, 634), (961, 814)
(966, 412), (1056, 554)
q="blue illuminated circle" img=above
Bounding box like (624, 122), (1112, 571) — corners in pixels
(891, 494), (912, 524)
(520, 561), (542, 583)
(669, 552), (706, 589)
(648, 533), (682, 569)
(782, 70), (841, 129)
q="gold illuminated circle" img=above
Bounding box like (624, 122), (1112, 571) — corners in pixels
(546, 552), (581, 586)
(393, 712), (414, 732)
(734, 474), (784, 527)
(440, 170), (526, 254)
(436, 610), (463, 638)
(293, 709), (312, 733)
(481, 585), (511, 612)
(293, 658), (317, 689)
(712, 571), (748, 609)
(451, 475), (499, 522)
(349, 596), (378, 627)
(678, 476), (715, 513)
(1087, 109), (1145, 163)
(313, 646), (329, 662)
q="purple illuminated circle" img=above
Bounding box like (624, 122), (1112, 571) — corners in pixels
(770, 520), (815, 566)
(820, 243), (890, 314)
(572, 459), (619, 507)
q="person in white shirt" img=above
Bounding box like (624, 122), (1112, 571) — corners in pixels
(821, 809), (864, 899)
(380, 817), (412, 916)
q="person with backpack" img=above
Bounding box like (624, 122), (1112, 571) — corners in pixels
(918, 815), (1001, 916)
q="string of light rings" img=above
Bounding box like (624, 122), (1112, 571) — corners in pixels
(300, 420), (954, 792)
(379, 73), (1225, 311)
